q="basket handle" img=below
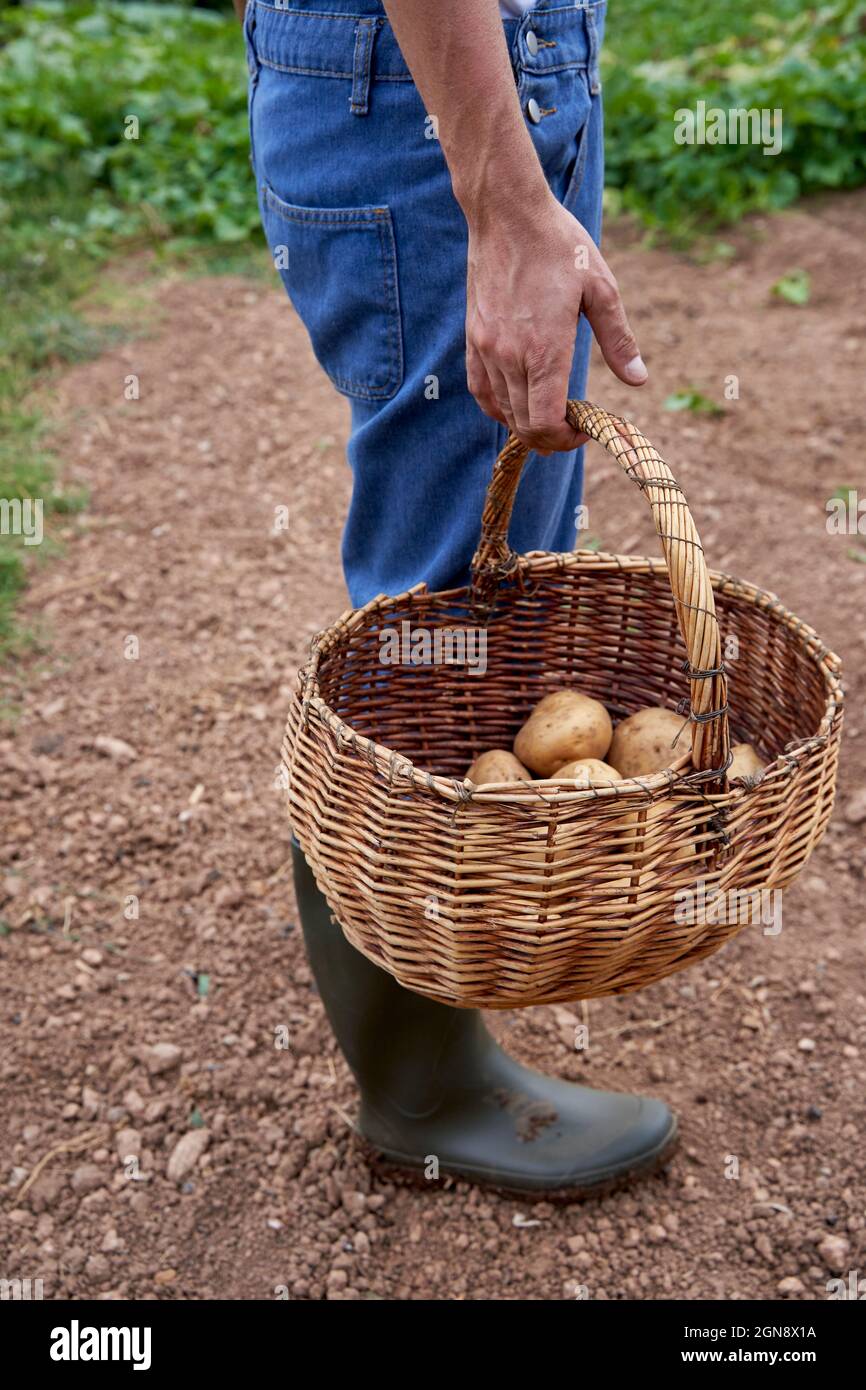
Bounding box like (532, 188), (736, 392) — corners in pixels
(470, 400), (730, 779)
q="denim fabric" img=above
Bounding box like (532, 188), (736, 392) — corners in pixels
(245, 0), (606, 606)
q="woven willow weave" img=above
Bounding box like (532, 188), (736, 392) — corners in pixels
(283, 402), (843, 1007)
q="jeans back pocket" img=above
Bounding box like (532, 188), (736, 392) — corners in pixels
(260, 182), (404, 402)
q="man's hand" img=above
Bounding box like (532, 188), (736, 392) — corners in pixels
(232, 0), (246, 22)
(465, 194), (646, 454)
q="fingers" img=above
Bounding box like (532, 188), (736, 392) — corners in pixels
(485, 360), (519, 435)
(468, 339), (588, 454)
(582, 270), (647, 387)
(466, 339), (510, 429)
(498, 344), (590, 453)
(467, 337), (526, 442)
(497, 356), (528, 437)
(522, 347), (589, 452)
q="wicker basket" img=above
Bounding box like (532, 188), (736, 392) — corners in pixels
(283, 402), (843, 1008)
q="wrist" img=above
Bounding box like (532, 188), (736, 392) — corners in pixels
(458, 162), (554, 235)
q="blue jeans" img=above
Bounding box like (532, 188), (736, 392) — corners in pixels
(245, 0), (606, 606)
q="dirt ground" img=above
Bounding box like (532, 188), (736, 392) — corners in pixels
(2, 192), (865, 1302)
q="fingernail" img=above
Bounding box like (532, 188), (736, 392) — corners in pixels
(625, 354), (648, 384)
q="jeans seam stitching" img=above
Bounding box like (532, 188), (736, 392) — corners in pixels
(256, 57), (412, 80)
(376, 212), (402, 393)
(263, 192), (391, 228)
(519, 61), (589, 75)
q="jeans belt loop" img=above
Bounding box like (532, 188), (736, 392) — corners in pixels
(586, 5), (601, 96)
(350, 17), (381, 116)
(244, 1), (259, 81)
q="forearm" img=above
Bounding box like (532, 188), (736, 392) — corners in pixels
(381, 0), (550, 225)
(232, 0), (246, 22)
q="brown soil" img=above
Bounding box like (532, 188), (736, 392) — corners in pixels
(2, 193), (865, 1302)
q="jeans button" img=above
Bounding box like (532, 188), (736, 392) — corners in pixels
(525, 30), (539, 57)
(526, 97), (542, 125)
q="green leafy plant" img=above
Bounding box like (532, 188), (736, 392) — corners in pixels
(663, 389), (725, 415)
(602, 0), (866, 239)
(771, 269), (812, 304)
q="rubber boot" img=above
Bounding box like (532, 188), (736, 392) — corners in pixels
(292, 842), (677, 1197)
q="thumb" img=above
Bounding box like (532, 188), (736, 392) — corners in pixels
(583, 279), (647, 387)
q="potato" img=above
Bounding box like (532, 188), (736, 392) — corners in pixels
(514, 690), (613, 777)
(465, 749), (531, 786)
(608, 706), (687, 779)
(552, 757), (622, 785)
(728, 742), (764, 781)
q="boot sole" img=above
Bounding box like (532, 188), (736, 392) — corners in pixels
(358, 1114), (679, 1203)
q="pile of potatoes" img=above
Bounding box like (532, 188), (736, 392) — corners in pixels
(465, 688), (764, 787)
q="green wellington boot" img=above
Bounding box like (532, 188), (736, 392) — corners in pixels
(292, 842), (677, 1198)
